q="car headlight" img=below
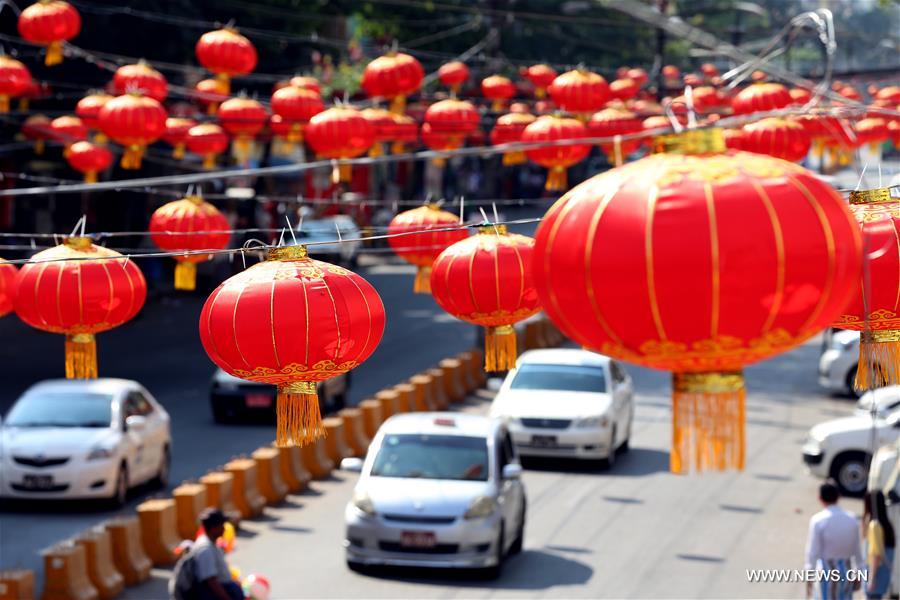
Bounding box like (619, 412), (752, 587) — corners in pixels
(464, 496), (497, 519)
(352, 490), (376, 516)
(576, 415), (609, 428)
(87, 446), (114, 461)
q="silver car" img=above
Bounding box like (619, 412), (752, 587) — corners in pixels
(342, 413), (526, 577)
(818, 329), (861, 397)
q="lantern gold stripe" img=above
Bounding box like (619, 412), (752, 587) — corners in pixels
(644, 184), (668, 341)
(749, 179), (786, 335)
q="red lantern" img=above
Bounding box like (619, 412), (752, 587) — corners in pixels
(195, 28), (257, 94)
(789, 87), (812, 105)
(49, 115), (87, 153)
(22, 114), (52, 155)
(481, 75), (516, 112)
(360, 107), (396, 157)
(361, 52), (424, 114)
(701, 63), (719, 78)
(723, 127), (747, 151)
(627, 68), (648, 87)
(387, 205), (469, 294)
(162, 117), (197, 160)
(305, 107), (374, 183)
(683, 73), (704, 88)
(388, 113), (418, 154)
(740, 117), (811, 163)
(839, 86), (862, 102)
(523, 64), (557, 99)
(199, 245), (385, 445)
(270, 86), (323, 144)
(66, 141), (112, 183)
(185, 123), (229, 170)
(289, 76), (321, 95)
(588, 107), (643, 165)
(430, 227), (541, 371)
(75, 92), (112, 133)
(98, 94), (166, 169)
(533, 128), (862, 473)
(548, 69), (609, 119)
(217, 97), (268, 163)
(690, 86), (721, 113)
(855, 117), (889, 151)
(420, 124), (460, 166)
(15, 237), (147, 378)
(609, 78), (639, 102)
(17, 0), (80, 66)
(112, 62), (168, 103)
(874, 86), (900, 105)
(424, 98), (479, 135)
(661, 64), (681, 84)
(522, 115), (591, 191)
(194, 78), (229, 115)
(0, 56), (32, 113)
(149, 195), (231, 290)
(731, 82), (792, 115)
(438, 61), (469, 95)
(0, 259), (16, 317)
(491, 112), (536, 166)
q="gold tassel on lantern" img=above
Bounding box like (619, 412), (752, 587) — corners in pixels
(484, 325), (517, 372)
(0, 95), (9, 113)
(545, 166), (567, 191)
(491, 99), (503, 112)
(45, 41), (63, 66)
(34, 140), (45, 155)
(174, 262), (197, 291)
(389, 95), (406, 115)
(215, 73), (231, 96)
(120, 145), (144, 170)
(202, 154), (217, 170)
(173, 143), (185, 160)
(391, 141), (404, 154)
(670, 371), (746, 474)
(368, 143), (384, 158)
(331, 161), (353, 184)
(233, 137), (252, 164)
(502, 151), (527, 166)
(65, 333), (98, 379)
(276, 382), (326, 447)
(414, 266), (432, 294)
(18, 98), (28, 112)
(84, 171), (97, 184)
(287, 124), (303, 144)
(855, 330), (900, 391)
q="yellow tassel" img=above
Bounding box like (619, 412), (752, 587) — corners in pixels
(331, 162), (352, 184)
(120, 145), (144, 170)
(234, 137), (252, 165)
(174, 262), (197, 291)
(276, 383), (326, 447)
(215, 73), (231, 96)
(0, 96), (8, 113)
(173, 143), (185, 160)
(368, 143), (383, 158)
(389, 95), (406, 115)
(84, 171), (97, 184)
(413, 266), (432, 294)
(202, 154), (216, 170)
(207, 103), (218, 116)
(545, 166), (567, 191)
(491, 99), (503, 112)
(535, 88), (546, 99)
(45, 41), (63, 66)
(65, 334), (98, 379)
(502, 151), (527, 166)
(670, 371), (745, 474)
(855, 331), (900, 391)
(390, 141), (404, 154)
(838, 150), (852, 166)
(484, 325), (517, 372)
(17, 98), (28, 112)
(812, 139), (824, 158)
(432, 157), (447, 168)
(34, 139), (44, 155)
(287, 124), (303, 144)
(93, 133), (107, 146)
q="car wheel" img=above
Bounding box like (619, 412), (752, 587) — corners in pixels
(481, 525), (505, 580)
(510, 502), (526, 555)
(109, 464), (128, 508)
(601, 428), (617, 470)
(154, 446), (170, 489)
(830, 451), (870, 496)
(619, 419), (632, 453)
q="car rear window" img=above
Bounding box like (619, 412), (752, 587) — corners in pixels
(5, 392), (114, 428)
(371, 434), (489, 481)
(510, 363), (607, 393)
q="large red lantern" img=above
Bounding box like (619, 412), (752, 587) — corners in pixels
(149, 195), (231, 290)
(361, 52), (424, 114)
(533, 128), (862, 473)
(0, 56), (32, 113)
(609, 78), (639, 102)
(199, 245), (385, 445)
(270, 86), (323, 144)
(98, 93), (167, 169)
(731, 82), (792, 115)
(587, 107), (643, 165)
(855, 117), (889, 152)
(185, 123), (228, 170)
(740, 117), (811, 163)
(431, 227), (541, 371)
(548, 69), (609, 120)
(522, 115), (591, 191)
(387, 204), (469, 294)
(194, 78), (229, 115)
(491, 112), (536, 166)
(66, 141), (112, 183)
(15, 237), (147, 378)
(195, 28), (257, 94)
(438, 61), (469, 95)
(17, 0), (80, 66)
(49, 115), (87, 153)
(0, 259), (17, 317)
(162, 117), (197, 160)
(305, 107), (374, 183)
(523, 64), (557, 99)
(424, 98), (479, 136)
(481, 75), (516, 112)
(217, 97), (267, 163)
(112, 62), (168, 103)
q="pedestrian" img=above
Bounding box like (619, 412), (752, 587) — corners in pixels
(169, 508), (244, 600)
(866, 490), (896, 599)
(805, 480), (865, 599)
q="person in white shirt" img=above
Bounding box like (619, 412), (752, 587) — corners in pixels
(805, 481), (865, 599)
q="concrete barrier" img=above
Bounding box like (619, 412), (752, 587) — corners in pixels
(173, 483), (208, 540)
(456, 351), (480, 393)
(224, 459), (267, 519)
(251, 447), (289, 505)
(375, 389), (400, 416)
(358, 399), (383, 438)
(135, 498), (180, 566)
(322, 417), (352, 464)
(274, 444), (311, 493)
(339, 408), (370, 457)
(299, 437), (334, 480)
(425, 368), (450, 409)
(199, 471), (242, 526)
(0, 570), (34, 600)
(104, 517), (151, 586)
(439, 358), (468, 402)
(75, 528), (124, 600)
(40, 543), (98, 600)
(408, 374), (436, 411)
(393, 384), (417, 412)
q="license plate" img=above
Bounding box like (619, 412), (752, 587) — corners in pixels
(531, 435), (558, 448)
(400, 531), (436, 548)
(245, 393), (272, 408)
(22, 474), (54, 490)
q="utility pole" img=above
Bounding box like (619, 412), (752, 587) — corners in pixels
(655, 0), (669, 101)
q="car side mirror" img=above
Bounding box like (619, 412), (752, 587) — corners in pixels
(124, 415), (147, 432)
(502, 463), (523, 480)
(341, 457), (364, 472)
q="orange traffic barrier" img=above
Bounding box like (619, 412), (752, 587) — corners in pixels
(358, 399), (383, 438)
(408, 374), (436, 411)
(251, 447), (289, 506)
(40, 542), (98, 600)
(135, 498), (180, 566)
(104, 517), (151, 586)
(339, 408), (370, 457)
(438, 358), (467, 402)
(199, 471), (242, 526)
(323, 417), (352, 464)
(0, 570), (34, 600)
(224, 459), (267, 519)
(173, 483), (208, 540)
(299, 436), (334, 480)
(274, 444), (311, 493)
(375, 389), (401, 416)
(75, 528), (124, 600)
(426, 368), (450, 409)
(392, 384), (416, 412)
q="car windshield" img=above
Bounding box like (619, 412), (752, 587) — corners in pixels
(510, 363), (607, 393)
(370, 434), (489, 481)
(4, 392), (114, 428)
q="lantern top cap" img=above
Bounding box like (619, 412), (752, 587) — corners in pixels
(479, 224), (508, 235)
(64, 236), (93, 250)
(652, 128), (725, 155)
(849, 187), (893, 205)
(267, 244), (308, 261)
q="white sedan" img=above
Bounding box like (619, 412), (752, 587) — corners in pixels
(489, 349), (634, 468)
(0, 379), (171, 506)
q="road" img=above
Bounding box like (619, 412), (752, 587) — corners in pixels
(121, 336), (864, 599)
